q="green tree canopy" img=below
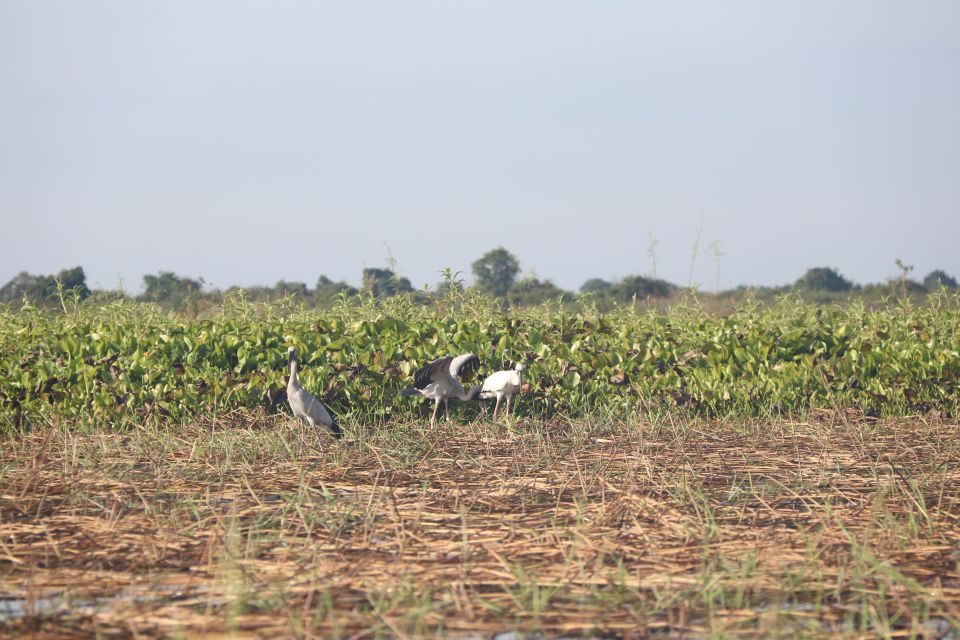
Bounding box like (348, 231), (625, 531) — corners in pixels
(316, 275), (357, 301)
(362, 268), (413, 298)
(0, 266), (90, 303)
(274, 281), (308, 298)
(140, 272), (204, 303)
(794, 267), (854, 292)
(923, 270), (958, 290)
(471, 247), (520, 297)
(580, 278), (612, 294)
(610, 275), (675, 301)
(508, 277), (567, 305)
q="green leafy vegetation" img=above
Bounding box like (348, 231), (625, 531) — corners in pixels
(1, 290), (957, 432)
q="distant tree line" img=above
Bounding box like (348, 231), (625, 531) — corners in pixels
(0, 267), (91, 304)
(749, 265), (959, 301)
(1, 250), (956, 310)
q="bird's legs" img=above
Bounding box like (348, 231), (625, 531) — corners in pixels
(444, 398), (450, 421)
(492, 395), (501, 420)
(505, 395), (512, 417)
(431, 399), (440, 427)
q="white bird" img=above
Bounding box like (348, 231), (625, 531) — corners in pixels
(480, 362), (525, 419)
(286, 347), (341, 438)
(401, 353), (482, 426)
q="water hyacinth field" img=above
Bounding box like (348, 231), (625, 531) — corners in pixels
(2, 292), (959, 428)
(2, 292), (960, 637)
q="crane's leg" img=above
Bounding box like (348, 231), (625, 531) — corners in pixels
(505, 394), (512, 417)
(431, 399), (440, 427)
(444, 398), (450, 421)
(492, 394), (501, 420)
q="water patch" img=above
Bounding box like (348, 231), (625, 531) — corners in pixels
(0, 584), (219, 623)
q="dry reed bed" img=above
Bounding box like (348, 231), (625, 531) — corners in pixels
(1, 413), (959, 638)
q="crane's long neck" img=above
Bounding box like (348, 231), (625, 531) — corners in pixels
(461, 384), (481, 401)
(288, 357), (299, 389)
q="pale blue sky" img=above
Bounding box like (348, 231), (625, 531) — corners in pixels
(1, 2), (958, 293)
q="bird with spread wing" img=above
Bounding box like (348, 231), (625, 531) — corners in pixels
(401, 353), (482, 426)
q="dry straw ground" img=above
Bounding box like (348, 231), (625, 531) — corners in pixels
(2, 412), (959, 638)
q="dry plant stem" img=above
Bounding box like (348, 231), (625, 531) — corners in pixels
(0, 413), (958, 638)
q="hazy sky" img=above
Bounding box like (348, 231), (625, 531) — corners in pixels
(2, 2), (958, 293)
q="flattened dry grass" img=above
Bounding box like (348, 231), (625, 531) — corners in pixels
(1, 412), (959, 638)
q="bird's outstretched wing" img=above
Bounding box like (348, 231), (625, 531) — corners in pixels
(413, 356), (454, 389)
(450, 353), (480, 379)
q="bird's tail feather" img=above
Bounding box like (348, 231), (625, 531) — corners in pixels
(327, 417), (342, 439)
(400, 388), (421, 397)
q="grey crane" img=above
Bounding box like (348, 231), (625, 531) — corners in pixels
(287, 347), (341, 438)
(401, 353), (482, 426)
(480, 362), (525, 420)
